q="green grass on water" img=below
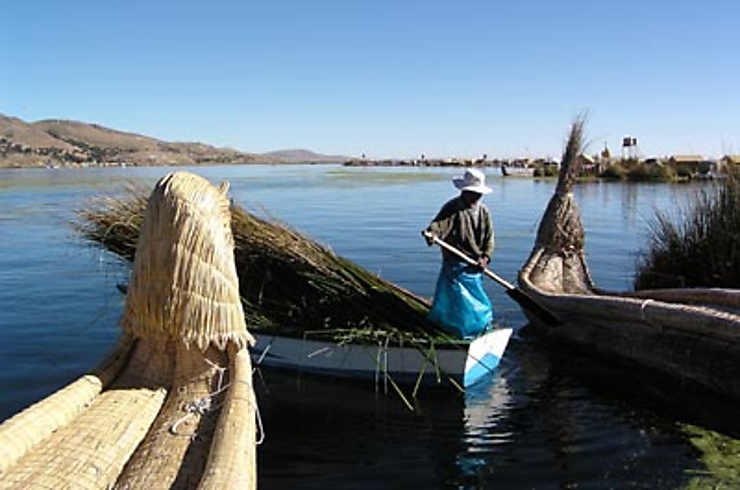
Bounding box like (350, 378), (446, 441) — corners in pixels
(683, 424), (740, 489)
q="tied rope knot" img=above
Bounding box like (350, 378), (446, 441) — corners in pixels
(170, 358), (227, 438)
(183, 396), (212, 415)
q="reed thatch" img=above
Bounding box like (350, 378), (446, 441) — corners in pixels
(0, 171), (257, 489)
(527, 115), (594, 294)
(75, 178), (445, 345)
(120, 172), (253, 350)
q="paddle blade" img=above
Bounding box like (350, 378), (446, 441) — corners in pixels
(505, 288), (561, 327)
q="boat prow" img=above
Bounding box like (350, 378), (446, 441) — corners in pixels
(0, 172), (257, 488)
(517, 117), (740, 402)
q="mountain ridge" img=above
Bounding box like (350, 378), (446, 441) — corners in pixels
(0, 114), (350, 168)
(261, 148), (349, 163)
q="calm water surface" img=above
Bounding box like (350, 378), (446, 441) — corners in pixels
(1, 165), (737, 488)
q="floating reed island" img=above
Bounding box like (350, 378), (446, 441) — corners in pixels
(0, 172), (257, 488)
(74, 180), (447, 346)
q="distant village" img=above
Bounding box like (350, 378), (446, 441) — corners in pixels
(2, 122), (738, 180)
(344, 138), (740, 181)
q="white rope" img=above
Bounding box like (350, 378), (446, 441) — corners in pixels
(170, 358), (228, 438)
(204, 357), (228, 396)
(383, 337), (389, 394)
(640, 299), (654, 322)
(255, 396), (265, 445)
(249, 341), (268, 445)
(168, 357), (265, 448)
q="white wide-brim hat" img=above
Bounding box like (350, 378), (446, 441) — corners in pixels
(452, 168), (492, 194)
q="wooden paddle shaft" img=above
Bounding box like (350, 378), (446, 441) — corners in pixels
(421, 231), (516, 290)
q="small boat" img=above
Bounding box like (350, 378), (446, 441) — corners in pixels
(113, 283), (513, 392)
(0, 172), (257, 489)
(114, 278), (513, 393)
(251, 327), (513, 391)
(501, 163), (535, 177)
(518, 119), (740, 401)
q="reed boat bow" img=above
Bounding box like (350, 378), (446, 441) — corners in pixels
(0, 172), (257, 489)
(518, 118), (740, 402)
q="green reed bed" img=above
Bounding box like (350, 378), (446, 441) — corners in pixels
(635, 169), (740, 289)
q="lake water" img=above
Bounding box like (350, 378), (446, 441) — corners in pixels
(1, 164), (737, 488)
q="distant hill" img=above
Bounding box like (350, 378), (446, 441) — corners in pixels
(261, 148), (351, 163)
(0, 114), (347, 168)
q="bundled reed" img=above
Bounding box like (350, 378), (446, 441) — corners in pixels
(75, 181), (444, 345)
(1, 171), (256, 489)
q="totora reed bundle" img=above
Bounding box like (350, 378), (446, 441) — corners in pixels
(1, 171), (257, 489)
(75, 179), (445, 345)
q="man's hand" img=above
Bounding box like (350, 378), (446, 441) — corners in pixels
(477, 256), (490, 270)
(422, 230), (436, 246)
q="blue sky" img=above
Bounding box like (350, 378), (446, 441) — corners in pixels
(4, 0), (738, 159)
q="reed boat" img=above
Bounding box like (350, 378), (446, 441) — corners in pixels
(250, 326), (513, 390)
(517, 119), (740, 402)
(0, 172), (257, 489)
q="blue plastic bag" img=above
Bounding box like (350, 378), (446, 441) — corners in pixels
(428, 261), (494, 339)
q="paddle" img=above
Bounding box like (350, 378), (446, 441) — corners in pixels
(422, 231), (561, 327)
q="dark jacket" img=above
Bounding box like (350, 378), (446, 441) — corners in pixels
(427, 195), (494, 263)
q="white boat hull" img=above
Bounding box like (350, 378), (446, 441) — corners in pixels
(501, 165), (535, 177)
(250, 328), (513, 389)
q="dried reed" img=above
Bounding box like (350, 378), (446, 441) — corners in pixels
(75, 181), (444, 345)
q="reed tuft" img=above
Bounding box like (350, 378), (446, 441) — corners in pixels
(635, 168), (740, 289)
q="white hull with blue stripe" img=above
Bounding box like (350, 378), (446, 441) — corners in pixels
(250, 328), (512, 389)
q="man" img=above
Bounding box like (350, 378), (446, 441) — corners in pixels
(424, 167), (495, 339)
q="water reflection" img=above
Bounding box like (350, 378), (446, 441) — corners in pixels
(457, 371), (512, 479)
(253, 369), (471, 489)
(252, 343), (703, 489)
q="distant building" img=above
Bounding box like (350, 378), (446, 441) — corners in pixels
(668, 155), (704, 166)
(621, 136), (638, 160)
(721, 155), (740, 165)
(668, 155), (717, 178)
(600, 143), (611, 163)
(580, 154), (602, 174)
